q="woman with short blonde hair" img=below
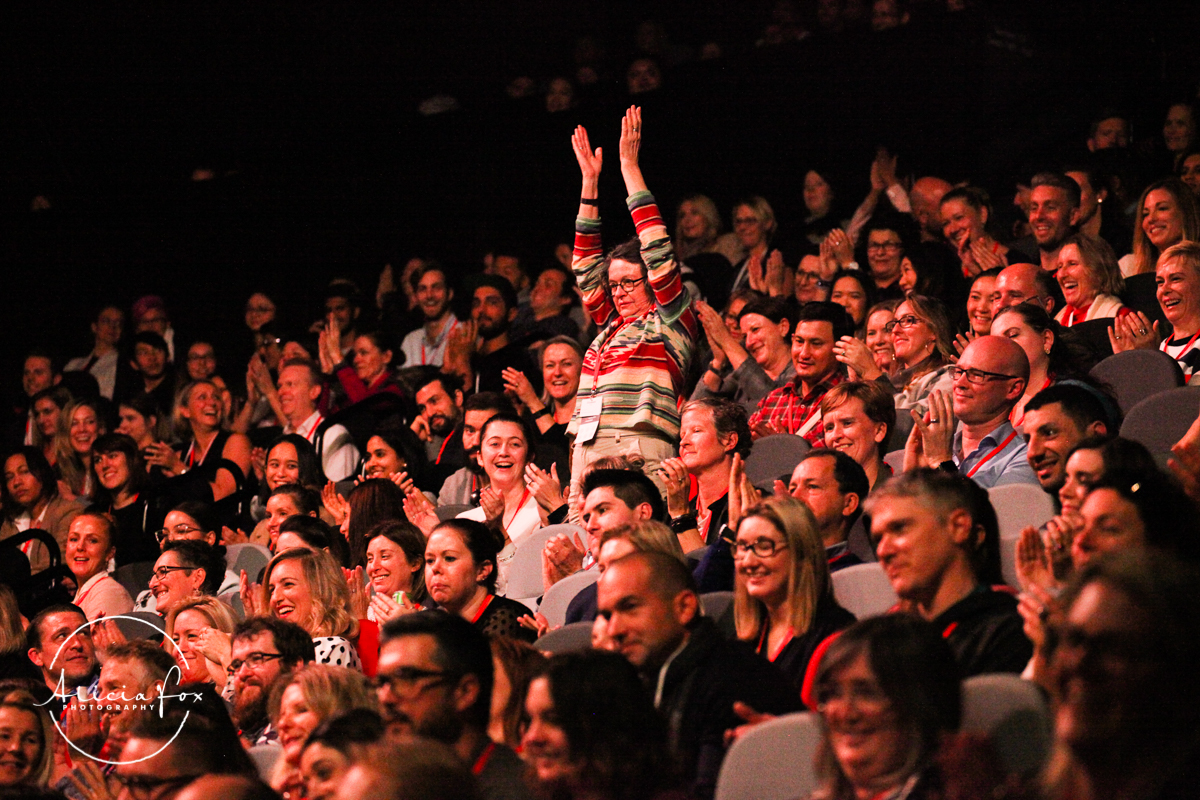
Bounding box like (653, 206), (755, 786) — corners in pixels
(262, 548), (361, 669)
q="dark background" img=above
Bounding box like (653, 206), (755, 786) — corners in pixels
(2, 0), (1197, 409)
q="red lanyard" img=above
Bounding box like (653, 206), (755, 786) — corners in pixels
(1162, 328), (1200, 357)
(503, 489), (532, 531)
(469, 594), (495, 624)
(965, 430), (1017, 478)
(472, 742), (496, 775)
(435, 432), (453, 465)
(185, 436), (215, 469)
(756, 625), (795, 663)
(301, 414), (324, 444)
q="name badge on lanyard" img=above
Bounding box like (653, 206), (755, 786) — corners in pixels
(576, 396), (603, 444)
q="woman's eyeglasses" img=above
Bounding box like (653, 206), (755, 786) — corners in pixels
(603, 277), (647, 295)
(883, 315), (923, 333)
(731, 538), (789, 559)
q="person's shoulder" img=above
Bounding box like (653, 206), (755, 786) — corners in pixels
(477, 742), (535, 800)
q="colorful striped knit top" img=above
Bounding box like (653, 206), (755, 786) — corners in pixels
(569, 191), (697, 440)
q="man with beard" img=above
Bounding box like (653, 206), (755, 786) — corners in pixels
(1022, 384), (1110, 499)
(24, 604), (99, 716)
(228, 617), (315, 747)
(436, 392), (514, 506)
(400, 263), (458, 368)
(1027, 172), (1081, 274)
(411, 371), (466, 493)
(375, 611), (532, 800)
(277, 359), (359, 481)
(444, 275), (540, 396)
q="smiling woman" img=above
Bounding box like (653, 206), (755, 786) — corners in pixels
(0, 691), (53, 789)
(0, 446), (85, 573)
(66, 512), (133, 620)
(263, 548), (362, 670)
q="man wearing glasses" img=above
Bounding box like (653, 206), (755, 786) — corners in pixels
(375, 611), (532, 800)
(904, 335), (1038, 488)
(228, 617), (315, 747)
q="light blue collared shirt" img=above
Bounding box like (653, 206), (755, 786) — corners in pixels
(953, 420), (1038, 489)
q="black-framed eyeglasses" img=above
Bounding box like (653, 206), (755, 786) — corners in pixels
(866, 241), (902, 252)
(603, 277), (647, 295)
(797, 272), (831, 288)
(112, 773), (202, 799)
(732, 538), (789, 559)
(950, 366), (1020, 385)
(228, 651), (285, 675)
(372, 667), (457, 694)
(883, 314), (923, 332)
(150, 565), (196, 581)
(156, 525), (203, 543)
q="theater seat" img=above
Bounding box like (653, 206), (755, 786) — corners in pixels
(538, 568), (599, 628)
(961, 674), (1052, 777)
(831, 562), (897, 619)
(1089, 349), (1183, 416)
(744, 434), (810, 492)
(225, 543), (272, 583)
(1120, 386), (1200, 469)
(505, 524), (586, 601)
(436, 504), (473, 521)
(715, 712), (823, 800)
(113, 611), (168, 641)
(699, 590), (734, 621)
(535, 621), (594, 655)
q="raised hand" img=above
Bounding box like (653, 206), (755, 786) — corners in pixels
(911, 390), (956, 467)
(240, 569), (265, 618)
(726, 453), (762, 532)
(343, 566), (369, 619)
(1169, 407), (1200, 503)
(480, 485), (505, 523)
(542, 533), (586, 588)
(1014, 525), (1053, 594)
(833, 335), (883, 381)
(1107, 311), (1159, 353)
(657, 457), (692, 519)
(764, 249), (790, 297)
(952, 330), (977, 358)
(618, 105), (642, 168)
(746, 250), (765, 292)
(250, 446), (267, 482)
(571, 125), (603, 182)
(369, 590), (419, 624)
(518, 612), (551, 639)
(194, 627), (232, 672)
(402, 491), (440, 537)
(825, 228), (855, 270)
(502, 367), (540, 408)
(969, 238), (1006, 273)
(322, 481), (350, 527)
(525, 463), (565, 516)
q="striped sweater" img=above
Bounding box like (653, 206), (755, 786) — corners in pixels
(570, 191), (697, 440)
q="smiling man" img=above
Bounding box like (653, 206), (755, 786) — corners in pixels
(864, 469), (1030, 676)
(748, 302), (852, 445)
(375, 611), (531, 800)
(1027, 173), (1082, 273)
(24, 604), (99, 715)
(596, 551), (796, 800)
(277, 359), (359, 481)
(908, 335), (1038, 488)
(1022, 384), (1110, 497)
(785, 449), (868, 571)
(400, 263), (458, 368)
(229, 617), (314, 747)
(1154, 241), (1200, 382)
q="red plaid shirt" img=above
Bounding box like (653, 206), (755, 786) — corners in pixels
(748, 372), (844, 446)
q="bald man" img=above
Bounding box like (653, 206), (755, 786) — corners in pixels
(910, 176), (954, 242)
(905, 335), (1038, 488)
(991, 263), (1058, 317)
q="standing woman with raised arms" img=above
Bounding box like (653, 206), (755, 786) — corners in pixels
(567, 106), (697, 504)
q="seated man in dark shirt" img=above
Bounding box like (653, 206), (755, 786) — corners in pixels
(863, 468), (1032, 676)
(444, 275), (541, 397)
(596, 551), (799, 800)
(509, 264), (579, 347)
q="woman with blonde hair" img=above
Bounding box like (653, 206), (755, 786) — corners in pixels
(0, 589), (39, 684)
(732, 496), (854, 694)
(674, 194), (743, 264)
(261, 548), (361, 669)
(165, 595), (238, 690)
(0, 689), (54, 789)
(54, 397), (106, 500)
(269, 664), (377, 800)
(1122, 177), (1200, 277)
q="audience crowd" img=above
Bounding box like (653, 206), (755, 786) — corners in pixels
(6, 7), (1200, 798)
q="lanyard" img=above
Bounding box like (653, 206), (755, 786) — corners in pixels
(469, 593), (495, 624)
(756, 625), (795, 663)
(584, 314), (644, 395)
(1162, 328), (1200, 357)
(435, 432), (453, 465)
(185, 436), (215, 469)
(965, 430), (1017, 478)
(300, 414), (324, 444)
(471, 742), (496, 776)
(503, 489), (532, 531)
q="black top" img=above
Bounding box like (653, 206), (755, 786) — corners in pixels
(471, 341), (541, 396)
(753, 593), (856, 698)
(654, 618), (800, 800)
(108, 493), (165, 566)
(419, 424), (466, 495)
(565, 580), (598, 624)
(475, 741), (535, 800)
(931, 584), (1032, 677)
(692, 494), (733, 594)
(474, 594), (537, 644)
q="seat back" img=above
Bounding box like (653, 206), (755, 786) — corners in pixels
(883, 449), (906, 474)
(988, 484), (1056, 586)
(744, 434), (810, 491)
(112, 561), (156, 600)
(831, 563), (897, 618)
(1120, 386), (1200, 469)
(961, 674), (1052, 777)
(1089, 349), (1183, 415)
(505, 524), (586, 600)
(534, 621), (595, 654)
(226, 543), (272, 582)
(113, 611), (168, 641)
(537, 568), (599, 628)
(0, 528), (73, 618)
(436, 504), (473, 521)
(699, 590), (734, 621)
(715, 712), (824, 800)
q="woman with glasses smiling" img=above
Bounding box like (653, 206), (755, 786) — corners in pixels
(142, 539), (226, 618)
(732, 497), (854, 695)
(566, 105), (697, 505)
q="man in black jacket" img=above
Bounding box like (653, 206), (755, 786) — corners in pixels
(863, 468), (1032, 676)
(596, 551), (800, 800)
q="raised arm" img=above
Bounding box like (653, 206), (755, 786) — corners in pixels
(571, 125), (613, 327)
(572, 126), (603, 219)
(618, 106), (648, 196)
